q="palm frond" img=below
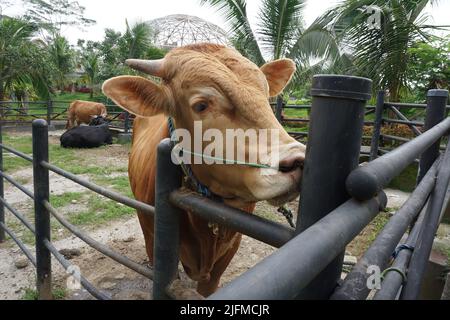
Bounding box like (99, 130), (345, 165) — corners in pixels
(200, 0), (265, 65)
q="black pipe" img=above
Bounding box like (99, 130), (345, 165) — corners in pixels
(373, 203), (428, 300)
(0, 172), (34, 199)
(296, 75), (372, 299)
(0, 196), (35, 233)
(370, 91), (385, 161)
(275, 96), (283, 122)
(32, 119), (52, 300)
(346, 117), (450, 201)
(43, 239), (110, 300)
(401, 137), (450, 299)
(417, 90), (449, 183)
(208, 193), (387, 300)
(153, 139), (183, 300)
(169, 189), (294, 248)
(43, 200), (154, 280)
(0, 122), (4, 242)
(41, 161), (155, 216)
(382, 118), (424, 127)
(0, 144), (33, 162)
(0, 221), (36, 266)
(330, 157), (438, 300)
(388, 106), (422, 136)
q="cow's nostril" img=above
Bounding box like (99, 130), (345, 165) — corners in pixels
(278, 155), (304, 173)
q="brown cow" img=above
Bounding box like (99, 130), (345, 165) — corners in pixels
(102, 44), (306, 296)
(65, 100), (107, 129)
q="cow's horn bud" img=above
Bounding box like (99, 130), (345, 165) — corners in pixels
(125, 58), (165, 77)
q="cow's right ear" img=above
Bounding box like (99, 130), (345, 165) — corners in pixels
(102, 76), (172, 117)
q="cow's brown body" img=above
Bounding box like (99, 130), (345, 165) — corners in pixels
(130, 114), (255, 296)
(66, 100), (107, 129)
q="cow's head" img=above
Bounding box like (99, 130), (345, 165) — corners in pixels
(89, 115), (108, 126)
(103, 44), (306, 207)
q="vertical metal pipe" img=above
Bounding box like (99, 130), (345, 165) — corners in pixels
(46, 100), (53, 126)
(370, 91), (385, 161)
(153, 138), (182, 300)
(417, 90), (449, 183)
(0, 121), (5, 243)
(32, 119), (52, 300)
(296, 75), (372, 299)
(124, 111), (130, 134)
(275, 95), (283, 123)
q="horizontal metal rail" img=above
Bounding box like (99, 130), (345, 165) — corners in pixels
(0, 196), (35, 233)
(331, 157), (439, 300)
(208, 192), (387, 300)
(0, 221), (36, 266)
(0, 144), (33, 162)
(40, 161), (155, 216)
(170, 189), (294, 248)
(346, 117), (450, 201)
(0, 171), (34, 199)
(43, 200), (154, 280)
(373, 203), (428, 300)
(383, 118), (424, 127)
(43, 239), (110, 300)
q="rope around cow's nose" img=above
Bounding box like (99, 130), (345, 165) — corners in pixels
(173, 145), (279, 170)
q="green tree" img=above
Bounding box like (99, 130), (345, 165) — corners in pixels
(23, 0), (95, 35)
(0, 16), (52, 103)
(315, 0), (447, 101)
(200, 0), (341, 90)
(48, 34), (74, 91)
(407, 36), (450, 99)
(81, 51), (99, 99)
(120, 20), (153, 59)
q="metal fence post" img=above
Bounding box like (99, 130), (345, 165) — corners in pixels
(124, 111), (130, 134)
(0, 121), (4, 243)
(370, 91), (385, 161)
(46, 100), (53, 126)
(275, 95), (283, 123)
(296, 75), (372, 299)
(32, 119), (52, 300)
(153, 138), (182, 300)
(417, 89), (449, 183)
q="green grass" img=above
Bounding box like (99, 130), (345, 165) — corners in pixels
(50, 192), (86, 208)
(388, 163), (418, 193)
(22, 288), (66, 300)
(68, 194), (135, 226)
(93, 175), (133, 197)
(368, 213), (391, 243)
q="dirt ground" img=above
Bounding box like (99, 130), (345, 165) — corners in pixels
(0, 129), (435, 300)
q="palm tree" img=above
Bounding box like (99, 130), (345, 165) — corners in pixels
(314, 0), (446, 101)
(200, 0), (339, 88)
(121, 20), (153, 59)
(0, 16), (52, 103)
(48, 34), (74, 91)
(82, 52), (99, 99)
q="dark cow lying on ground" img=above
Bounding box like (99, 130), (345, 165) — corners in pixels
(60, 116), (113, 148)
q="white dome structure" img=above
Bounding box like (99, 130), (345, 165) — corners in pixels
(148, 14), (230, 49)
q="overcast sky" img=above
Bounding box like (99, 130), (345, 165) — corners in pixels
(3, 0), (450, 45)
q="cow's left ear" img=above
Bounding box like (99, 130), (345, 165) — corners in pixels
(102, 76), (173, 117)
(260, 59), (296, 97)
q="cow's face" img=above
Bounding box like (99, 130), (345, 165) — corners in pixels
(103, 44), (305, 207)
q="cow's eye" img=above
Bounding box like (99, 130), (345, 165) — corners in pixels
(193, 102), (209, 113)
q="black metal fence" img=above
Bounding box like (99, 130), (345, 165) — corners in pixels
(0, 120), (154, 300)
(0, 100), (132, 133)
(0, 74), (449, 300)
